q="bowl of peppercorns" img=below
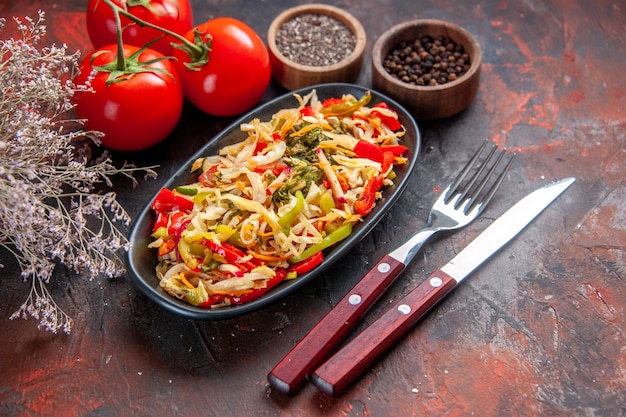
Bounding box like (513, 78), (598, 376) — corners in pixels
(267, 4), (367, 90)
(372, 19), (482, 120)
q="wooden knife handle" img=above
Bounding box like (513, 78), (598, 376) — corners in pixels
(310, 269), (457, 396)
(267, 254), (405, 395)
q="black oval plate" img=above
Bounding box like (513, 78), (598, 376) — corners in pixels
(126, 83), (421, 320)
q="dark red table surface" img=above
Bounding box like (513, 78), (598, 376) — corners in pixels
(1, 1), (625, 416)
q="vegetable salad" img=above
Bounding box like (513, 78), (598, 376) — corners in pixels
(149, 90), (409, 308)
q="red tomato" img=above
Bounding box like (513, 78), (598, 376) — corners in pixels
(73, 44), (183, 151)
(172, 17), (271, 116)
(86, 0), (193, 56)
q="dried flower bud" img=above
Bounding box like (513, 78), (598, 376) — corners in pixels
(1, 12), (157, 333)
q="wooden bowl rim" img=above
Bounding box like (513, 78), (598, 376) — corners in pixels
(372, 19), (482, 92)
(267, 4), (367, 74)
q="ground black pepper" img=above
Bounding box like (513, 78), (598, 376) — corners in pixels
(382, 35), (471, 86)
(276, 14), (356, 67)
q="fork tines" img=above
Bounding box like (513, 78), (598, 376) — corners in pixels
(444, 140), (515, 213)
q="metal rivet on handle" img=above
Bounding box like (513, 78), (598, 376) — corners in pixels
(430, 277), (443, 287)
(398, 304), (411, 314)
(378, 263), (391, 273)
(349, 294), (362, 305)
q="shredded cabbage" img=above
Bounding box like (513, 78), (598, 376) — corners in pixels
(150, 90), (408, 308)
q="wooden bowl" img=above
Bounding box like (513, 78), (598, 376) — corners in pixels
(267, 5), (367, 90)
(372, 19), (482, 120)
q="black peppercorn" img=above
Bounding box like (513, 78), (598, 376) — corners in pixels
(382, 35), (470, 86)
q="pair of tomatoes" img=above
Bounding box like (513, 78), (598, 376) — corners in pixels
(74, 0), (271, 151)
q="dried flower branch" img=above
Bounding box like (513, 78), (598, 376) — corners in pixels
(0, 11), (157, 333)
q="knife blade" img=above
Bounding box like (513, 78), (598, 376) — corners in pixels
(310, 177), (575, 396)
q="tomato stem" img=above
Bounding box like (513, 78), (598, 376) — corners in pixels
(126, 0), (159, 15)
(102, 0), (208, 67)
(110, 0), (126, 71)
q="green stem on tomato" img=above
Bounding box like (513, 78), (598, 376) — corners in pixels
(111, 1), (126, 72)
(102, 0), (210, 69)
(127, 0), (159, 15)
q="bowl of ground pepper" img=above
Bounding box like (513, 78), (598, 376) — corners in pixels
(267, 4), (367, 90)
(372, 19), (482, 120)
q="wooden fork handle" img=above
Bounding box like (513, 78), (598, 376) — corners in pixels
(267, 254), (405, 395)
(311, 269), (457, 396)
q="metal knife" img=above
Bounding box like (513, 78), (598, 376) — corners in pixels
(310, 177), (576, 396)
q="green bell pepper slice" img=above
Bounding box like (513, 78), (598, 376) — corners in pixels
(278, 190), (305, 231)
(289, 222), (353, 264)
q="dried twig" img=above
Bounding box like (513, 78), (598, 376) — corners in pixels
(0, 11), (157, 333)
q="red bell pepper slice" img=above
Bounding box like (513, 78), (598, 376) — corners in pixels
(355, 175), (384, 215)
(199, 294), (227, 308)
(230, 268), (287, 305)
(198, 165), (219, 187)
(353, 140), (384, 164)
(379, 144), (409, 157)
(381, 151), (395, 174)
(287, 251), (324, 276)
(371, 102), (402, 131)
(253, 160), (289, 176)
(321, 97), (344, 107)
(300, 105), (315, 117)
(254, 141), (268, 155)
(151, 188), (194, 214)
(152, 211), (169, 231)
(203, 240), (260, 272)
(167, 211), (187, 236)
(321, 92), (371, 117)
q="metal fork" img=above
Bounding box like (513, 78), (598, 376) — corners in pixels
(389, 139), (514, 265)
(268, 140), (514, 396)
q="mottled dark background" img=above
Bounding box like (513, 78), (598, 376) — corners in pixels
(0, 1), (624, 416)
